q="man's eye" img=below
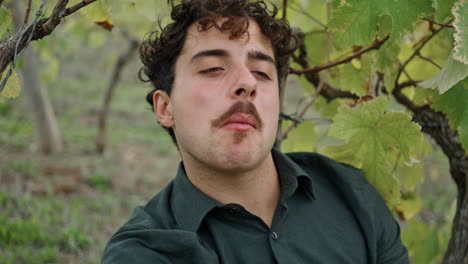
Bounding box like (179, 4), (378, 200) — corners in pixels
(199, 67), (224, 74)
(252, 71), (271, 80)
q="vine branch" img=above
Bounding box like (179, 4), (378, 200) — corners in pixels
(281, 81), (325, 140)
(24, 0), (32, 24)
(421, 18), (455, 28)
(282, 0), (287, 19)
(291, 29), (358, 101)
(417, 53), (442, 69)
(290, 35), (390, 75)
(395, 26), (444, 92)
(0, 0), (97, 77)
(62, 0), (97, 17)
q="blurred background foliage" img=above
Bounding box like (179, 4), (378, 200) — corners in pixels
(0, 0), (466, 263)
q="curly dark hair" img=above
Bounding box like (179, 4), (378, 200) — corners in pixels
(138, 0), (296, 144)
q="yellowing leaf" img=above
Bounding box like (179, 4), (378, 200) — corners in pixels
(282, 121), (318, 152)
(395, 193), (423, 220)
(0, 69), (21, 98)
(80, 1), (112, 23)
(452, 0), (468, 64)
(419, 49), (468, 93)
(325, 97), (425, 206)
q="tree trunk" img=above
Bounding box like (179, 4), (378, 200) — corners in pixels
(412, 107), (468, 263)
(96, 34), (138, 154)
(10, 0), (63, 154)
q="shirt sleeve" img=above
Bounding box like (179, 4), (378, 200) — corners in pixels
(101, 207), (218, 264)
(374, 195), (410, 264)
(101, 226), (219, 264)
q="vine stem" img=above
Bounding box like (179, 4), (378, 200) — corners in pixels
(290, 35), (390, 75)
(281, 81), (325, 140)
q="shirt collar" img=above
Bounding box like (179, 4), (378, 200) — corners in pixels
(271, 148), (315, 202)
(171, 149), (315, 233)
(171, 164), (221, 232)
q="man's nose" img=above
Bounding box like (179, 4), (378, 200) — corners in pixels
(231, 66), (257, 100)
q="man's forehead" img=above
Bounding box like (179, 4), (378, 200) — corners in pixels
(181, 20), (274, 57)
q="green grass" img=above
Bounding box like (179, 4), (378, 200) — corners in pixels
(0, 37), (177, 262)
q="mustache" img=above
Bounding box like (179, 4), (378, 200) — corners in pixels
(211, 101), (263, 129)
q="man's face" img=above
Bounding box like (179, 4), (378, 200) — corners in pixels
(155, 20), (279, 173)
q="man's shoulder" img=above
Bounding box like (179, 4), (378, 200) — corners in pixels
(117, 180), (180, 232)
(101, 182), (218, 263)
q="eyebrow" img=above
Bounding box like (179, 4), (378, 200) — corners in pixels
(247, 50), (275, 65)
(190, 49), (276, 65)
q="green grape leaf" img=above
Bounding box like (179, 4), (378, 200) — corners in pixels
(397, 135), (431, 191)
(324, 97), (425, 206)
(0, 6), (12, 39)
(0, 68), (21, 98)
(327, 63), (366, 96)
(314, 96), (344, 118)
(419, 49), (468, 93)
(288, 0), (327, 33)
(431, 79), (468, 154)
(434, 0), (456, 23)
(329, 0), (433, 49)
(453, 0), (468, 64)
(398, 162), (424, 191)
(282, 121), (318, 152)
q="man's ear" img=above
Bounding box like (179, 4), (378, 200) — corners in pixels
(153, 90), (175, 128)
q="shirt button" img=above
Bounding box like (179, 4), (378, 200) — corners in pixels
(271, 232), (278, 240)
(228, 208), (236, 214)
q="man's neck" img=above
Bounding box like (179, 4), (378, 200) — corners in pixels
(182, 152), (280, 228)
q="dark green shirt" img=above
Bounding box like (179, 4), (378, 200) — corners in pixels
(102, 149), (408, 264)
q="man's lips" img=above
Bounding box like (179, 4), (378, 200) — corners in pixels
(221, 113), (257, 131)
(211, 101), (263, 131)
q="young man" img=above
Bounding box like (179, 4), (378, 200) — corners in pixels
(102, 0), (409, 263)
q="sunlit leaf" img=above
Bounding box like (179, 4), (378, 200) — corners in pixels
(0, 68), (21, 98)
(324, 97), (425, 206)
(80, 1), (113, 24)
(282, 121), (318, 152)
(419, 49), (468, 93)
(431, 79), (468, 154)
(452, 0), (468, 64)
(288, 0), (327, 33)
